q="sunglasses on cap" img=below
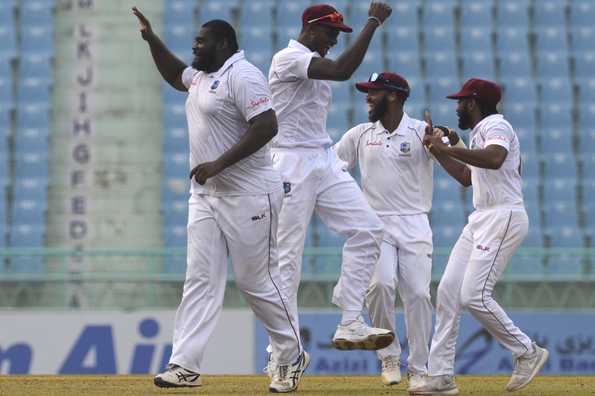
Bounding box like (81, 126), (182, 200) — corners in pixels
(369, 72), (409, 93)
(307, 11), (344, 24)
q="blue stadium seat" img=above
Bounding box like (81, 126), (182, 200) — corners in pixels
(433, 225), (460, 248)
(427, 79), (458, 103)
(581, 152), (595, 180)
(240, 0), (274, 27)
(317, 226), (346, 248)
(573, 51), (595, 79)
(521, 227), (543, 248)
(461, 51), (496, 80)
(571, 0), (595, 27)
(387, 26), (419, 53)
(17, 78), (51, 106)
(9, 223), (45, 247)
(539, 102), (572, 127)
(536, 52), (570, 79)
(165, 0), (195, 25)
(430, 200), (466, 228)
(15, 151), (49, 178)
(540, 78), (573, 104)
(421, 0), (456, 28)
(433, 176), (460, 202)
(428, 102), (458, 131)
(520, 151), (539, 178)
(387, 51), (422, 81)
(162, 125), (188, 152)
(276, 26), (301, 50)
(162, 177), (190, 201)
(0, 24), (17, 60)
(496, 27), (530, 53)
(163, 152), (188, 177)
(19, 54), (53, 79)
(14, 125), (49, 152)
(20, 0), (53, 26)
(423, 27), (455, 52)
(501, 76), (537, 108)
(162, 24), (194, 49)
(496, 0), (530, 27)
(163, 225), (187, 248)
(543, 201), (579, 231)
(542, 153), (577, 179)
(499, 52), (531, 79)
(327, 100), (350, 143)
(578, 78), (595, 104)
(533, 0), (566, 29)
(534, 27), (568, 53)
(460, 1), (493, 27)
(546, 226), (584, 249)
(425, 52), (457, 79)
(391, 0), (419, 27)
(543, 178), (577, 205)
(570, 26), (595, 52)
(460, 27), (492, 52)
(161, 199), (187, 227)
(404, 100), (425, 120)
(276, 0), (310, 27)
(16, 105), (50, 128)
(20, 25), (53, 56)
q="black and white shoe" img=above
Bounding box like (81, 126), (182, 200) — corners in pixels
(154, 364), (202, 388)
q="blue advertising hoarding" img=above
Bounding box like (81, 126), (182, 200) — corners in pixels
(255, 311), (595, 375)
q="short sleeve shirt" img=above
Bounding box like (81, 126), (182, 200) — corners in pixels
(468, 114), (524, 209)
(182, 51), (281, 195)
(268, 40), (333, 148)
(333, 114), (434, 216)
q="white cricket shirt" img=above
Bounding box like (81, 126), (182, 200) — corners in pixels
(182, 51), (280, 195)
(468, 114), (524, 210)
(268, 40), (333, 148)
(333, 114), (434, 216)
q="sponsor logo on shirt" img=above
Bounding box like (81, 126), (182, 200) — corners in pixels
(209, 80), (220, 92)
(476, 244), (490, 252)
(247, 97), (270, 110)
(366, 140), (382, 146)
(400, 142), (411, 154)
(251, 213), (266, 221)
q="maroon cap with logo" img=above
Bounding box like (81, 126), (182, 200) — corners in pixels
(447, 78), (502, 106)
(302, 4), (353, 33)
(355, 72), (410, 97)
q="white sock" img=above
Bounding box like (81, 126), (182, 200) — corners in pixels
(340, 310), (360, 325)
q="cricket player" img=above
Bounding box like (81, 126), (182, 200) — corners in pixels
(133, 8), (307, 392)
(268, 2), (395, 358)
(333, 72), (463, 390)
(409, 78), (549, 395)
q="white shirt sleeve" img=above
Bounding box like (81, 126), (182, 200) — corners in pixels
(231, 65), (273, 121)
(181, 66), (199, 90)
(332, 127), (359, 170)
(484, 121), (513, 151)
(274, 50), (316, 81)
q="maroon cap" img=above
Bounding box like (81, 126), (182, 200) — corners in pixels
(447, 78), (502, 106)
(302, 4), (352, 33)
(355, 72), (410, 96)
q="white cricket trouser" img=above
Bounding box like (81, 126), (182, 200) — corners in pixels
(169, 191), (301, 372)
(428, 208), (533, 376)
(272, 147), (383, 329)
(365, 214), (433, 375)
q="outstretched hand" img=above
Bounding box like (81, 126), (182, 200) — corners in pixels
(368, 2), (392, 25)
(132, 6), (153, 40)
(423, 109), (447, 153)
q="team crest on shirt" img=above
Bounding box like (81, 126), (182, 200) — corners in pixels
(400, 142), (411, 154)
(283, 182), (291, 195)
(209, 80), (220, 92)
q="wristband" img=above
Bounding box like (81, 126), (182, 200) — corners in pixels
(368, 16), (382, 26)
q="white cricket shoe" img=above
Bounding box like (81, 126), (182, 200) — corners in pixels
(407, 373), (425, 392)
(153, 364), (201, 388)
(332, 320), (394, 350)
(269, 351), (310, 393)
(408, 374), (459, 395)
(380, 355), (401, 385)
(506, 343), (549, 392)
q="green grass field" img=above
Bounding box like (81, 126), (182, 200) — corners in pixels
(1, 375), (594, 396)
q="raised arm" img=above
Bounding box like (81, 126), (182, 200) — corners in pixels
(132, 7), (187, 91)
(190, 109), (278, 184)
(307, 2), (392, 81)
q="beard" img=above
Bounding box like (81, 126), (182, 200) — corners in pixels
(368, 95), (389, 123)
(457, 109), (472, 130)
(192, 56), (207, 71)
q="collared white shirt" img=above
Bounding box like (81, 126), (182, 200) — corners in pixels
(333, 113), (433, 216)
(182, 50), (280, 195)
(268, 40), (332, 148)
(468, 114), (524, 210)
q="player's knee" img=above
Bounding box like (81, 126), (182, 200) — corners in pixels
(459, 287), (482, 310)
(367, 277), (395, 300)
(408, 284), (431, 304)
